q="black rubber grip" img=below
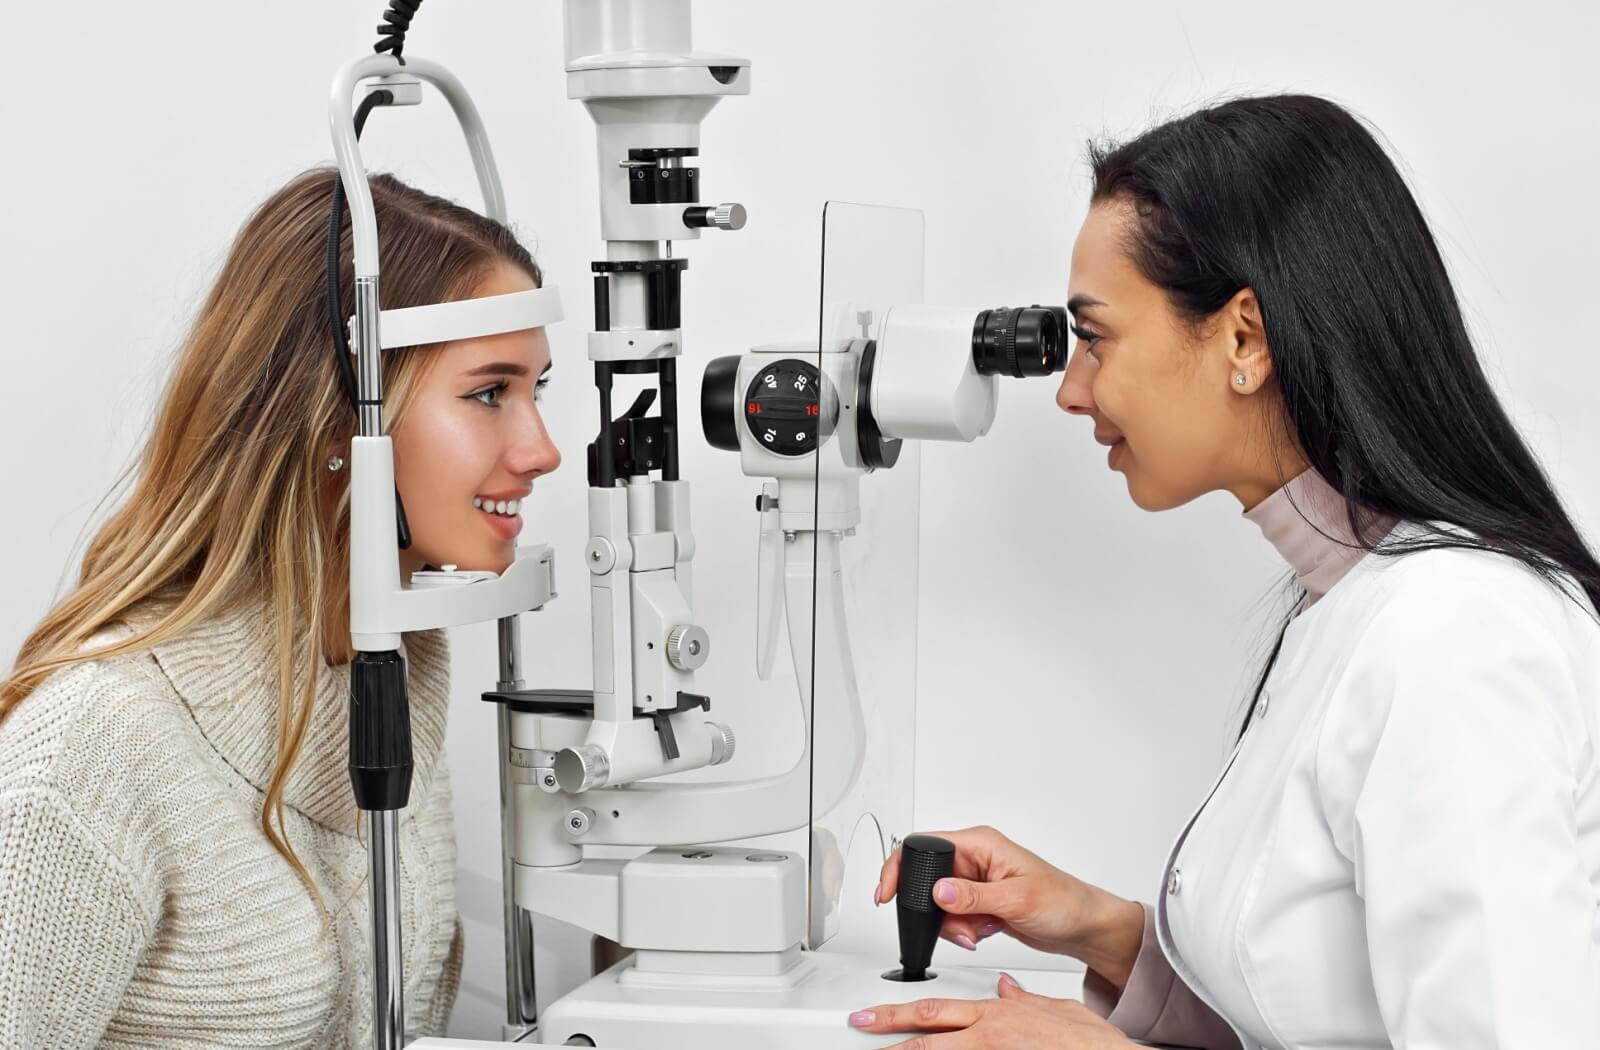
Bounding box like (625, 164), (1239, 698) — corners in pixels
(896, 834), (956, 980)
(348, 650), (413, 811)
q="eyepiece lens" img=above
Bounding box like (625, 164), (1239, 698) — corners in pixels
(971, 305), (1069, 378)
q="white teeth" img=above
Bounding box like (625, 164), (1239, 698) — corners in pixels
(475, 497), (523, 516)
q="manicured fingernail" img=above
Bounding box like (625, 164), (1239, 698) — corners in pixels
(872, 887), (881, 906)
(934, 880), (957, 904)
(848, 1011), (876, 1027)
(954, 933), (978, 951)
(978, 920), (1004, 937)
(999, 972), (1020, 989)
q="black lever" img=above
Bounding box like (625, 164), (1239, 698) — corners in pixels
(886, 834), (956, 982)
(616, 388), (657, 422)
(588, 388), (664, 485)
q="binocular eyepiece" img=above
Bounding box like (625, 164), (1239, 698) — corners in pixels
(971, 305), (1070, 379)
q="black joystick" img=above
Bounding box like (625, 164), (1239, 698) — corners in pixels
(885, 834), (956, 983)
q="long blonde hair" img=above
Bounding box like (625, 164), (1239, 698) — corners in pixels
(1, 169), (541, 890)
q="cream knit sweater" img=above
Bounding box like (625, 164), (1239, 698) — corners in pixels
(0, 598), (462, 1047)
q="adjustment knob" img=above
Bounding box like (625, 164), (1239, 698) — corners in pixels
(708, 203), (747, 230)
(667, 625), (710, 670)
(682, 203), (748, 231)
(553, 744), (610, 794)
(705, 721), (736, 765)
(893, 834), (956, 983)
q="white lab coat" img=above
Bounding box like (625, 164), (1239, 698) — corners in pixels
(1156, 533), (1600, 1049)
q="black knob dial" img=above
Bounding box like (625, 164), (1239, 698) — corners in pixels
(743, 359), (833, 457)
(701, 355), (742, 452)
(889, 834), (956, 983)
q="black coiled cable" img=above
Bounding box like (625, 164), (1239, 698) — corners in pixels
(375, 0), (423, 62)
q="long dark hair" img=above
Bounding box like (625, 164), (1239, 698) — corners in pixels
(1086, 94), (1600, 733)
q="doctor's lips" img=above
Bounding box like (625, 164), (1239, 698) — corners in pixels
(1095, 430), (1127, 468)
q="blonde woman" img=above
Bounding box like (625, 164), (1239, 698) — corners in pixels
(0, 169), (561, 1046)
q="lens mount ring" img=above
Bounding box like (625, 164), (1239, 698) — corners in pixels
(998, 307), (1023, 379)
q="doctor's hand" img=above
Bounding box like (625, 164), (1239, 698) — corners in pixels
(848, 973), (1137, 1049)
(875, 826), (1145, 987)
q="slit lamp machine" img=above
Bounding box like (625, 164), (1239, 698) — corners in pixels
(329, 2), (1068, 1046)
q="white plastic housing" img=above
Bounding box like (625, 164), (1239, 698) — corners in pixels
(525, 953), (1086, 1049)
(565, 0), (694, 65)
(563, 0), (750, 245)
(871, 305), (997, 443)
(518, 846), (804, 954)
(735, 342), (863, 534)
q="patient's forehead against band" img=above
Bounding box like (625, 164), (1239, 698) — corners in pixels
(360, 285), (564, 351)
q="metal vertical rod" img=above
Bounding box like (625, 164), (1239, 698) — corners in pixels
(594, 363), (617, 488)
(354, 275), (384, 436)
(368, 808), (406, 1048)
(659, 359), (679, 482)
(496, 616), (539, 1035)
(497, 615), (523, 688)
(354, 272), (403, 1049)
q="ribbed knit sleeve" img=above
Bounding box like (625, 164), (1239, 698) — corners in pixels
(0, 787), (157, 1048)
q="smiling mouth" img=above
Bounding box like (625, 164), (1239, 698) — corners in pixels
(474, 496), (522, 517)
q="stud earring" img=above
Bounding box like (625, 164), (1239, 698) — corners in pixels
(1233, 373), (1248, 387)
(327, 454), (345, 472)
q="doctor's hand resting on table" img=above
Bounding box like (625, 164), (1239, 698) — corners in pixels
(851, 93), (1600, 1049)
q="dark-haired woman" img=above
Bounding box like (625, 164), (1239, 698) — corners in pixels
(851, 94), (1600, 1049)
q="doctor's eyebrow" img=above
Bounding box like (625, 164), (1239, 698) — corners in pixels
(1066, 294), (1106, 316)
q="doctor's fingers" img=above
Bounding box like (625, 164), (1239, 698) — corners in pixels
(851, 996), (990, 1037)
(875, 826), (1020, 905)
(944, 913), (1007, 951)
(996, 980), (1135, 1045)
(860, 998), (1114, 1050)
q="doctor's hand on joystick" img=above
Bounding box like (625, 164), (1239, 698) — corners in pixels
(884, 835), (955, 982)
(871, 826), (1148, 989)
(853, 826), (1148, 1048)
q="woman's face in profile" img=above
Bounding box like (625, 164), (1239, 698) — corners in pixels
(390, 262), (562, 575)
(1056, 201), (1267, 511)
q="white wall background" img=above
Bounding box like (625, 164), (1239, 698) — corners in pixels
(5, 0), (1598, 1041)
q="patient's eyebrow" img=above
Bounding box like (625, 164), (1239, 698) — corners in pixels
(1066, 294), (1107, 316)
(463, 361), (529, 377)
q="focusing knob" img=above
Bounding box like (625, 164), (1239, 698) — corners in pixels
(667, 624), (711, 671)
(710, 203), (747, 229)
(706, 721), (736, 765)
(553, 744), (610, 794)
(683, 203), (748, 231)
(889, 834), (956, 983)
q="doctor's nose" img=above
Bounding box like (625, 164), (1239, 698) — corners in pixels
(1056, 350), (1097, 417)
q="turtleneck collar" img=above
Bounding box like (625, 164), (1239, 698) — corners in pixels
(1244, 468), (1397, 607)
(149, 596), (451, 835)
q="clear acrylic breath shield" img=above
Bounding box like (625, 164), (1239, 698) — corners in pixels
(798, 202), (925, 948)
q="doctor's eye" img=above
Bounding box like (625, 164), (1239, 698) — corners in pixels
(535, 376), (551, 403)
(1069, 322), (1102, 356)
